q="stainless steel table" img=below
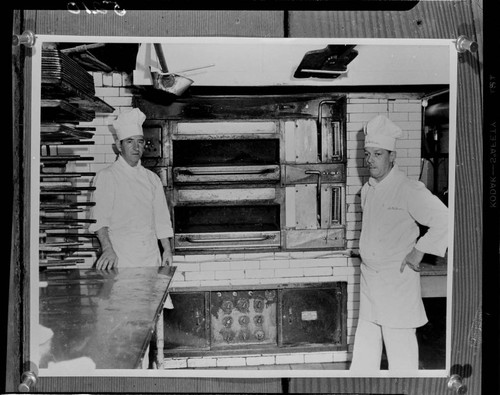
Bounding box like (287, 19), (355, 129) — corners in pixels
(39, 266), (176, 369)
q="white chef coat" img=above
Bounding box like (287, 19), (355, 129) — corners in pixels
(358, 164), (448, 328)
(89, 155), (174, 267)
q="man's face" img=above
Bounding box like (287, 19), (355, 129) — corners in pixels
(118, 135), (145, 167)
(364, 147), (396, 182)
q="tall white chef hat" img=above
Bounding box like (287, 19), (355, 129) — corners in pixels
(113, 108), (146, 141)
(364, 115), (402, 151)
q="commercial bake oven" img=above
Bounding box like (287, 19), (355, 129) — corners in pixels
(162, 282), (348, 355)
(137, 94), (347, 253)
(171, 120), (283, 251)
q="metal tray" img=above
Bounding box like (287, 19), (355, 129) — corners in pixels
(41, 124), (95, 140)
(41, 99), (95, 122)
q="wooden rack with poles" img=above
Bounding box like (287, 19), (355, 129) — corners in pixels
(39, 44), (114, 270)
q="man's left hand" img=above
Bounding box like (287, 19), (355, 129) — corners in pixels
(400, 248), (425, 273)
(159, 237), (174, 267)
(161, 252), (173, 267)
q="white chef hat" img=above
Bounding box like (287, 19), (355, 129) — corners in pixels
(113, 108), (146, 141)
(364, 115), (403, 151)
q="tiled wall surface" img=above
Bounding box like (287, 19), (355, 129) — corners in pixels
(68, 71), (423, 367)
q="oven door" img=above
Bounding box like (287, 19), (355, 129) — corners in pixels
(172, 133), (281, 185)
(173, 187), (283, 252)
(283, 164), (346, 250)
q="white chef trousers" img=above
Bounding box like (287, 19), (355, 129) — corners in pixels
(350, 319), (419, 371)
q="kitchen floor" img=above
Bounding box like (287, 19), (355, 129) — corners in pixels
(191, 297), (447, 371)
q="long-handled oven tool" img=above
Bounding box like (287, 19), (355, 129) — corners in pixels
(150, 44), (213, 96)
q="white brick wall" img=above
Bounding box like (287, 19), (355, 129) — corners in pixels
(76, 72), (424, 367)
(216, 357), (247, 367)
(304, 352), (335, 364)
(186, 357), (217, 368)
(276, 353), (305, 365)
(245, 355), (276, 366)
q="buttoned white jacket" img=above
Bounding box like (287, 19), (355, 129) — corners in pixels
(358, 165), (448, 328)
(89, 155), (174, 267)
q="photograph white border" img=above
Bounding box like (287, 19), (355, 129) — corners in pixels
(29, 35), (457, 379)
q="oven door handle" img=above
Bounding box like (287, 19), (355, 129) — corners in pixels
(184, 235), (273, 243)
(178, 168), (276, 176)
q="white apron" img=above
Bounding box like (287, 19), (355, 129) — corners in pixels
(109, 231), (174, 308)
(359, 261), (427, 328)
(109, 232), (161, 268)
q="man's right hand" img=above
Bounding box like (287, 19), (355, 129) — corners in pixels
(95, 227), (118, 270)
(95, 247), (118, 270)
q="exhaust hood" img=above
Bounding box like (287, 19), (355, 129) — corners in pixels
(133, 39), (450, 88)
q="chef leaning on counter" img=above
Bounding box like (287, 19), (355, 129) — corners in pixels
(89, 108), (174, 308)
(350, 115), (449, 371)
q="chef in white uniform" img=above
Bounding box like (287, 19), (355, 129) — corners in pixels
(350, 115), (448, 371)
(89, 108), (174, 306)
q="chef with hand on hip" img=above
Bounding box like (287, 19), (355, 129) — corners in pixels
(349, 115), (448, 371)
(89, 107), (174, 308)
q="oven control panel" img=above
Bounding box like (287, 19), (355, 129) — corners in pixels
(210, 290), (277, 348)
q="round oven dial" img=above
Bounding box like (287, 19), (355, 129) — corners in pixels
(254, 330), (265, 341)
(253, 315), (264, 325)
(238, 315), (250, 326)
(222, 316), (233, 328)
(221, 300), (234, 314)
(236, 298), (250, 313)
(253, 298), (265, 312)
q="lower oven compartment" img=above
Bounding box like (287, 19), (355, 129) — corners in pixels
(163, 282), (348, 357)
(172, 186), (283, 252)
(174, 204), (281, 251)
